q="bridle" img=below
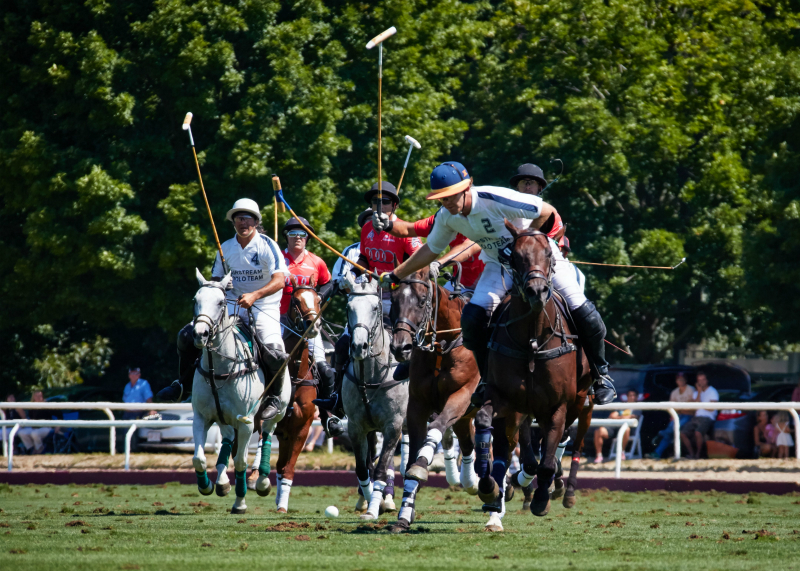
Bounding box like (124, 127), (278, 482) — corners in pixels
(193, 282), (234, 344)
(391, 276), (434, 348)
(347, 285), (386, 358)
(500, 230), (554, 305)
(289, 284), (320, 332)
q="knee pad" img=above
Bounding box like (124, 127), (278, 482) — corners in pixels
(176, 322), (195, 352)
(461, 303), (491, 352)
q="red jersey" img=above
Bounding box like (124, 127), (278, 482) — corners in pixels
(414, 215), (484, 289)
(360, 221), (422, 275)
(280, 249), (331, 314)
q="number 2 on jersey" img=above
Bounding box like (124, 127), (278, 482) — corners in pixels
(481, 218), (496, 233)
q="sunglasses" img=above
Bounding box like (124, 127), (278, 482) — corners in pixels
(371, 197), (394, 206)
(286, 230), (308, 238)
(234, 215), (255, 223)
(519, 179), (539, 186)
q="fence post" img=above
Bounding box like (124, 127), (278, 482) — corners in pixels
(615, 423), (629, 479)
(125, 424), (137, 471)
(103, 408), (115, 456)
(8, 423), (19, 472)
(667, 408), (681, 460)
(788, 408), (800, 461)
(1, 408), (6, 458)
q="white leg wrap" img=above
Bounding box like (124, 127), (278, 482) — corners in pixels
(398, 479), (419, 523)
(366, 480), (385, 517)
(498, 478), (507, 519)
(460, 451), (479, 492)
(443, 444), (460, 486)
(276, 478), (292, 511)
(250, 438), (262, 470)
(417, 428), (443, 465)
(516, 467), (535, 488)
(215, 465), (229, 485)
(399, 434), (409, 477)
(275, 475), (283, 507)
(555, 436), (570, 463)
(358, 478), (373, 505)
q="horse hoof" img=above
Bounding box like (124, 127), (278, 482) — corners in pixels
(216, 482), (231, 497)
(246, 480), (257, 491)
(354, 497), (368, 513)
(504, 483), (515, 503)
(531, 497), (551, 517)
(405, 464), (429, 483)
(477, 477), (500, 505)
(387, 519), (410, 534)
(563, 494), (576, 509)
(276, 507), (287, 514)
(381, 497), (396, 513)
(464, 485), (479, 496)
(485, 513), (504, 532)
(523, 501), (532, 511)
(231, 507), (247, 515)
(360, 512), (377, 521)
(550, 479), (565, 501)
(256, 481), (271, 498)
(198, 484), (213, 496)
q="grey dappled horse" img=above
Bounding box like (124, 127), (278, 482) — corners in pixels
(191, 270), (291, 514)
(343, 279), (409, 520)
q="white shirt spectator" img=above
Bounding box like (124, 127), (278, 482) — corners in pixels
(694, 386), (719, 420)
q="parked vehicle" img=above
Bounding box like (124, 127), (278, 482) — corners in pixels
(136, 408), (259, 453)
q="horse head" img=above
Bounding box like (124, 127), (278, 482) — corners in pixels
(502, 220), (553, 312)
(193, 268), (232, 348)
(346, 278), (382, 361)
(389, 267), (432, 362)
(289, 275), (321, 335)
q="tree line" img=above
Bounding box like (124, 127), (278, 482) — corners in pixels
(1, 0), (798, 394)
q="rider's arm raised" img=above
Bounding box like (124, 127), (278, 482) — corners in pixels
(392, 244), (439, 280)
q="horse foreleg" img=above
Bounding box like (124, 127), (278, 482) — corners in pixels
(564, 399), (593, 509)
(277, 397), (314, 514)
(388, 400), (429, 533)
(363, 422), (401, 520)
(215, 424), (235, 497)
(452, 416), (478, 495)
(230, 422), (251, 514)
(510, 417), (538, 510)
(349, 422), (373, 515)
(192, 415), (214, 496)
(475, 401), (496, 503)
(532, 405), (567, 517)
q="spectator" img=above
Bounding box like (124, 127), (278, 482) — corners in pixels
(593, 389), (641, 463)
(679, 372), (718, 459)
(122, 367), (154, 420)
(753, 410), (776, 458)
(5, 393), (26, 421)
(648, 373), (696, 459)
(792, 379), (800, 403)
(303, 407), (325, 452)
(772, 411), (794, 459)
(17, 390), (53, 454)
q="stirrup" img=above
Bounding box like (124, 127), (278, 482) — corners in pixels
(259, 395), (281, 421)
(592, 376), (617, 405)
(324, 416), (344, 438)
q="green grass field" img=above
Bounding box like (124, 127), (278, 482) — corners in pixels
(1, 482), (799, 570)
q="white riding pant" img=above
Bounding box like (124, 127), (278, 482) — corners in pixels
(18, 427), (52, 451)
(470, 242), (587, 313)
(226, 298), (285, 350)
(281, 319), (327, 363)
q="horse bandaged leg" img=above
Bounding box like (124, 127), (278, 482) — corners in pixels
(384, 468), (395, 499)
(235, 470), (247, 497)
(417, 428), (442, 465)
(215, 437), (233, 496)
(255, 436), (272, 497)
(475, 427), (492, 479)
(555, 435), (570, 464)
(276, 478), (292, 512)
(365, 480), (386, 519)
(460, 451), (479, 494)
(516, 466), (535, 488)
(398, 479), (419, 525)
(358, 477), (373, 507)
(250, 437), (262, 470)
(399, 433), (409, 477)
(443, 441), (460, 487)
(196, 470), (212, 494)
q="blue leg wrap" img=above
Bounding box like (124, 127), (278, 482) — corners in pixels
(259, 436), (271, 476)
(235, 470), (247, 497)
(475, 427), (492, 478)
(217, 437), (233, 468)
(196, 470), (210, 490)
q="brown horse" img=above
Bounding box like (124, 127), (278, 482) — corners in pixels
(271, 276), (323, 513)
(475, 223), (594, 528)
(386, 266), (481, 532)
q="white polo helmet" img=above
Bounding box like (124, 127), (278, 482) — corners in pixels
(226, 198), (262, 222)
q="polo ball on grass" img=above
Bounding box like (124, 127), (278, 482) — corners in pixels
(324, 506), (339, 518)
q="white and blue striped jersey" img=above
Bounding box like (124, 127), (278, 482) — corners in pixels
(212, 234), (288, 310)
(425, 186), (543, 264)
(332, 242), (361, 280)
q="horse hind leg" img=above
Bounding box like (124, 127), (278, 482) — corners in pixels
(364, 424), (402, 520)
(215, 425), (235, 497)
(475, 403), (499, 505)
(564, 400), (593, 509)
(453, 416), (478, 495)
(550, 433), (570, 501)
(532, 408), (567, 517)
(509, 418), (537, 510)
(192, 415), (214, 496)
(230, 422), (252, 515)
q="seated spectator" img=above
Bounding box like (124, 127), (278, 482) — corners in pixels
(4, 393), (26, 421)
(593, 389), (641, 463)
(304, 407), (325, 453)
(680, 372), (718, 459)
(17, 390), (54, 454)
(649, 373), (695, 459)
(753, 410), (776, 458)
(772, 411), (794, 459)
(122, 367), (155, 420)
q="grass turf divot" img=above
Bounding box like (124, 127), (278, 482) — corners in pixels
(0, 483), (798, 570)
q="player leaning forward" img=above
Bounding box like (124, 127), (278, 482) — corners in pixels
(162, 199), (291, 421)
(379, 164), (616, 405)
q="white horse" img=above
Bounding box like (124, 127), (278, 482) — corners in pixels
(191, 269), (291, 514)
(343, 279), (409, 520)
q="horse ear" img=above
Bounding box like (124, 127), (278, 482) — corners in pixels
(195, 268), (207, 286)
(504, 218), (518, 237)
(290, 274), (298, 288)
(220, 272), (233, 290)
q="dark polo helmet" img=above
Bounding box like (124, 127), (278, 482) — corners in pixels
(364, 181), (399, 205)
(509, 163), (548, 188)
(283, 216), (315, 236)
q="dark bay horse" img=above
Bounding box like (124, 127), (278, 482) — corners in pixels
(272, 276), (323, 513)
(386, 267), (481, 533)
(476, 223), (594, 528)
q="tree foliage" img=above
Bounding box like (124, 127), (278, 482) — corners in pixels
(1, 0), (798, 391)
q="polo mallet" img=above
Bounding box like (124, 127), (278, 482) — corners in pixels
(396, 135), (421, 192)
(272, 176), (287, 241)
(366, 26), (397, 203)
(271, 175), (377, 278)
(183, 112), (226, 272)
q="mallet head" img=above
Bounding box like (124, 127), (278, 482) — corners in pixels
(182, 112), (193, 130)
(404, 135), (421, 149)
(366, 26), (397, 49)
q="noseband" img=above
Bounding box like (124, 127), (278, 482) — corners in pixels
(193, 282), (229, 338)
(289, 284), (320, 332)
(347, 286), (385, 357)
(502, 230), (554, 304)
